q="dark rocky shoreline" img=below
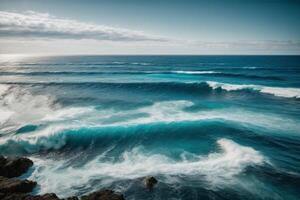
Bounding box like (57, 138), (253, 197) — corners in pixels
(0, 155), (132, 200)
(0, 155), (158, 200)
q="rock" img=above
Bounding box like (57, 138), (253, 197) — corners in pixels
(0, 156), (33, 178)
(0, 156), (126, 200)
(81, 189), (124, 200)
(1, 193), (61, 200)
(1, 193), (27, 200)
(143, 176), (158, 190)
(0, 155), (6, 165)
(0, 176), (37, 194)
(24, 193), (60, 200)
(65, 197), (79, 200)
(0, 192), (5, 199)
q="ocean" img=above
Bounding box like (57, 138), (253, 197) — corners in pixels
(0, 55), (299, 200)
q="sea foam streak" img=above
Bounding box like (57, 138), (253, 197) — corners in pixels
(28, 138), (265, 197)
(173, 70), (219, 74)
(207, 81), (300, 98)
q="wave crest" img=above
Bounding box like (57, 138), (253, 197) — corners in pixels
(207, 81), (300, 98)
(0, 85), (58, 129)
(1, 99), (299, 152)
(0, 84), (94, 132)
(28, 138), (265, 197)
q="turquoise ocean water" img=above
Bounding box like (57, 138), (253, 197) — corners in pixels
(0, 55), (300, 199)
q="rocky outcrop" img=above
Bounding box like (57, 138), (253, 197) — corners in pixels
(0, 155), (127, 200)
(0, 175), (60, 200)
(0, 176), (37, 194)
(1, 193), (60, 200)
(0, 156), (33, 178)
(65, 196), (79, 200)
(0, 156), (59, 200)
(143, 176), (158, 190)
(24, 193), (61, 200)
(81, 189), (125, 200)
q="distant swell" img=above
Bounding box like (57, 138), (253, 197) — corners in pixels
(0, 70), (283, 80)
(172, 70), (283, 80)
(1, 81), (299, 99)
(0, 71), (158, 76)
(13, 62), (153, 66)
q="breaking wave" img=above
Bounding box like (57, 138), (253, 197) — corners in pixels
(1, 99), (299, 152)
(0, 84), (93, 132)
(28, 138), (265, 197)
(207, 81), (300, 98)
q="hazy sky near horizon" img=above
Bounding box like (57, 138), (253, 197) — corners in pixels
(0, 0), (300, 54)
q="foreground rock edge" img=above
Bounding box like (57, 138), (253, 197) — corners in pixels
(0, 155), (33, 178)
(0, 155), (159, 200)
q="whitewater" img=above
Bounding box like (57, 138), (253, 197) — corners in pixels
(0, 55), (300, 200)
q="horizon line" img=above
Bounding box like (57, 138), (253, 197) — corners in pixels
(1, 53), (300, 57)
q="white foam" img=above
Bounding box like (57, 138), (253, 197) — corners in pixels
(0, 110), (14, 127)
(28, 138), (265, 197)
(0, 84), (10, 96)
(42, 107), (94, 121)
(0, 85), (56, 126)
(131, 62), (151, 65)
(207, 81), (300, 98)
(0, 85), (94, 130)
(128, 101), (300, 132)
(259, 87), (300, 98)
(112, 62), (126, 64)
(173, 70), (219, 74)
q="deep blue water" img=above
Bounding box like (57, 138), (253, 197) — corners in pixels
(0, 55), (300, 200)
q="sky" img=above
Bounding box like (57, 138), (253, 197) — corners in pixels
(0, 0), (300, 55)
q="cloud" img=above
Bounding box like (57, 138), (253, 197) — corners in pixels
(0, 11), (168, 42)
(185, 40), (300, 50)
(0, 11), (299, 54)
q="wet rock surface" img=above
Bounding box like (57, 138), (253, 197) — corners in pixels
(81, 189), (125, 200)
(143, 176), (158, 190)
(1, 193), (61, 200)
(0, 156), (60, 200)
(64, 196), (79, 200)
(0, 156), (33, 178)
(0, 176), (37, 194)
